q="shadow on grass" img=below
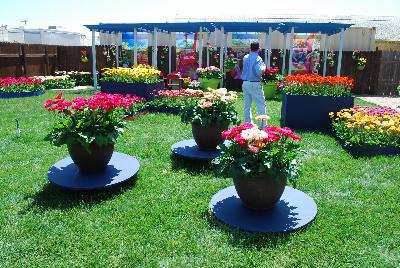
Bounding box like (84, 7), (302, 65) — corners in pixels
(24, 178), (136, 211)
(203, 210), (291, 249)
(170, 154), (215, 175)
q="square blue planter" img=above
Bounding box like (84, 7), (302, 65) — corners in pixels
(280, 93), (354, 132)
(100, 81), (164, 101)
(336, 138), (400, 156)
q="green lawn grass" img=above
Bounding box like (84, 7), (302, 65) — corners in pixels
(0, 90), (399, 267)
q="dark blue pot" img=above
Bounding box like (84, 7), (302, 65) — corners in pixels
(280, 93), (354, 133)
(148, 105), (181, 114)
(337, 138), (400, 157)
(0, 90), (45, 99)
(100, 81), (164, 101)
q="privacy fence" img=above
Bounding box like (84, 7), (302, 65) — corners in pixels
(0, 43), (399, 96)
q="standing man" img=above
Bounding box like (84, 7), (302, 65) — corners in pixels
(241, 42), (266, 124)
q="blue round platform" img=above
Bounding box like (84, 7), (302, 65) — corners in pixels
(48, 152), (140, 190)
(171, 139), (223, 161)
(209, 186), (317, 233)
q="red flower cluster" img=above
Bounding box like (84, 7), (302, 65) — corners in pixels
(284, 74), (354, 88)
(0, 77), (42, 87)
(44, 92), (144, 112)
(222, 123), (301, 153)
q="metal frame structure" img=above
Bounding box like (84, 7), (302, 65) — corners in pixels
(86, 22), (352, 89)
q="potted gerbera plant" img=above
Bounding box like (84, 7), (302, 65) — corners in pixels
(181, 88), (239, 150)
(261, 67), (282, 100)
(44, 92), (143, 173)
(213, 121), (302, 210)
(196, 66), (223, 90)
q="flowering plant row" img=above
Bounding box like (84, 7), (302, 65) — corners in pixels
(262, 67), (282, 84)
(213, 122), (302, 182)
(196, 66), (223, 79)
(282, 74), (354, 97)
(330, 106), (400, 147)
(181, 88), (239, 127)
(0, 77), (44, 93)
(55, 71), (94, 86)
(149, 89), (203, 109)
(44, 92), (144, 151)
(101, 64), (162, 84)
(34, 75), (76, 89)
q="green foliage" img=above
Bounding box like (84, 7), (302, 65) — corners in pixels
(0, 83), (45, 93)
(41, 78), (76, 89)
(213, 136), (301, 184)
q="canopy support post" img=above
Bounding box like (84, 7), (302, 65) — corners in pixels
(288, 27), (294, 75)
(219, 27), (224, 88)
(337, 28), (344, 77)
(282, 33), (287, 75)
(91, 30), (97, 90)
(267, 26), (272, 69)
(206, 32), (210, 67)
(198, 27), (203, 68)
(168, 32), (172, 74)
(115, 33), (119, 67)
(153, 27), (158, 68)
(322, 34), (330, 76)
(264, 31), (268, 65)
(133, 28), (138, 66)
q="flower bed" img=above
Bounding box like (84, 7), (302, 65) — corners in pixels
(147, 89), (203, 114)
(0, 77), (45, 98)
(196, 66), (223, 90)
(34, 75), (76, 89)
(100, 65), (163, 100)
(55, 71), (94, 86)
(262, 67), (282, 100)
(330, 106), (400, 156)
(281, 74), (355, 132)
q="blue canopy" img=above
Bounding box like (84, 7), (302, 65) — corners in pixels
(84, 22), (352, 35)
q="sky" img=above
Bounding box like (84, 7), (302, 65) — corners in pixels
(1, 0), (399, 38)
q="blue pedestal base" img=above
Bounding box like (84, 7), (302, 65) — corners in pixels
(171, 139), (222, 161)
(48, 152), (140, 190)
(210, 186), (317, 233)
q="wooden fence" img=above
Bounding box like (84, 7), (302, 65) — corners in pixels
(1, 43), (399, 95)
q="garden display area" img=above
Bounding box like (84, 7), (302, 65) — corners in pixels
(0, 84), (399, 266)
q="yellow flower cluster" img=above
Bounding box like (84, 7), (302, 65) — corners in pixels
(198, 88), (238, 109)
(102, 64), (161, 83)
(330, 108), (400, 135)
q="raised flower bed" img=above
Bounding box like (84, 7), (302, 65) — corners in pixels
(262, 67), (282, 100)
(330, 106), (400, 156)
(196, 66), (223, 90)
(100, 64), (163, 101)
(0, 77), (45, 98)
(34, 75), (76, 89)
(281, 74), (355, 132)
(147, 89), (203, 114)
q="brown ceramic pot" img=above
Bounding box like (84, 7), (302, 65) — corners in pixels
(67, 143), (114, 173)
(191, 122), (228, 150)
(233, 173), (287, 210)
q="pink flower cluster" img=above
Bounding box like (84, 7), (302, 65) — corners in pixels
(156, 89), (200, 98)
(44, 92), (144, 112)
(353, 106), (399, 116)
(222, 123), (301, 153)
(0, 77), (42, 87)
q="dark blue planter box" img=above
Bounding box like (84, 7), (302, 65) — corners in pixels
(337, 138), (400, 156)
(148, 105), (181, 114)
(100, 81), (164, 101)
(0, 90), (45, 99)
(281, 93), (354, 132)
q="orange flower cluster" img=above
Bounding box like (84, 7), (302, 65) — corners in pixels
(284, 74), (354, 89)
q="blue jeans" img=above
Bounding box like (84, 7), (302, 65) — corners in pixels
(242, 81), (266, 126)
